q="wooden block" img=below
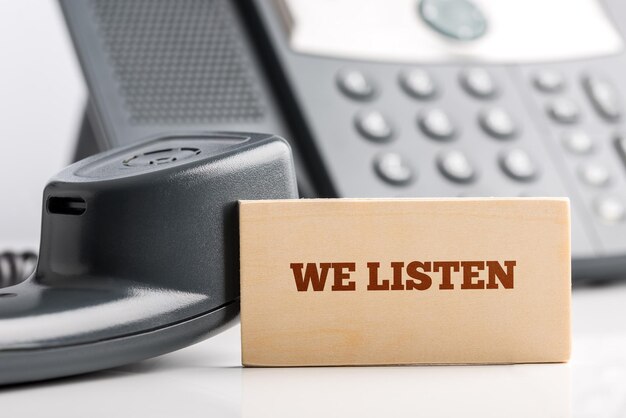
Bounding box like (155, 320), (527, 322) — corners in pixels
(239, 198), (571, 366)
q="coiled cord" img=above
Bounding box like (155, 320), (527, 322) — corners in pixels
(0, 251), (37, 288)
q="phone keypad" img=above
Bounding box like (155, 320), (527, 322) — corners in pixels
(335, 62), (626, 240)
(527, 65), (626, 240)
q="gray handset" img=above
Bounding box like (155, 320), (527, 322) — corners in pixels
(59, 0), (626, 282)
(0, 133), (298, 385)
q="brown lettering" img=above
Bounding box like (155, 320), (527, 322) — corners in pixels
(405, 261), (432, 290)
(331, 262), (357, 291)
(390, 262), (405, 290)
(367, 262), (390, 290)
(290, 262), (332, 292)
(486, 260), (516, 289)
(461, 261), (485, 289)
(433, 261), (459, 290)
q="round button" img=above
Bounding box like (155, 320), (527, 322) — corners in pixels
(479, 108), (517, 139)
(562, 131), (593, 155)
(547, 98), (580, 124)
(579, 163), (610, 187)
(399, 69), (437, 99)
(419, 0), (488, 41)
(460, 68), (497, 98)
(582, 75), (621, 122)
(500, 149), (538, 181)
(355, 110), (393, 142)
(419, 109), (456, 140)
(123, 148), (201, 167)
(533, 70), (565, 93)
(437, 150), (476, 183)
(374, 152), (415, 185)
(337, 70), (376, 100)
(595, 197), (625, 223)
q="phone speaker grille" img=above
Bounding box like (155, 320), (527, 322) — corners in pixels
(91, 0), (266, 125)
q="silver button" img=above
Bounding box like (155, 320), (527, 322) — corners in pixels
(582, 75), (621, 121)
(533, 70), (565, 93)
(595, 197), (625, 223)
(399, 69), (437, 99)
(500, 149), (538, 181)
(562, 131), (593, 155)
(419, 109), (456, 140)
(374, 152), (415, 185)
(479, 108), (517, 139)
(419, 0), (488, 41)
(460, 68), (497, 98)
(437, 150), (476, 183)
(547, 98), (580, 124)
(579, 163), (610, 187)
(355, 110), (393, 142)
(337, 70), (376, 100)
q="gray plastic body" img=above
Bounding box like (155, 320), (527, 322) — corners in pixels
(0, 132), (298, 385)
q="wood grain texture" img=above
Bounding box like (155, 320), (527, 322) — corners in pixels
(239, 198), (571, 366)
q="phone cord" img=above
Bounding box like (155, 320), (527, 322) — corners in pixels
(0, 251), (37, 288)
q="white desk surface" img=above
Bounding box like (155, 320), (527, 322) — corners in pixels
(1, 2), (626, 417)
(1, 283), (626, 418)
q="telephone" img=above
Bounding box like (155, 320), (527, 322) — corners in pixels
(59, 0), (626, 283)
(0, 132), (298, 384)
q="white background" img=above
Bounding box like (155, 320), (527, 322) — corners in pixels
(1, 2), (626, 417)
(0, 0), (83, 249)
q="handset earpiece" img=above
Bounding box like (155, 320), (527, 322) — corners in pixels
(0, 132), (298, 385)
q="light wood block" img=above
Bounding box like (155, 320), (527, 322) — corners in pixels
(239, 198), (571, 366)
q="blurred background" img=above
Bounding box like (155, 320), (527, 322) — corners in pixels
(0, 1), (83, 249)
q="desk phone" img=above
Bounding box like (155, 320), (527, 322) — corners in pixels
(60, 0), (626, 282)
